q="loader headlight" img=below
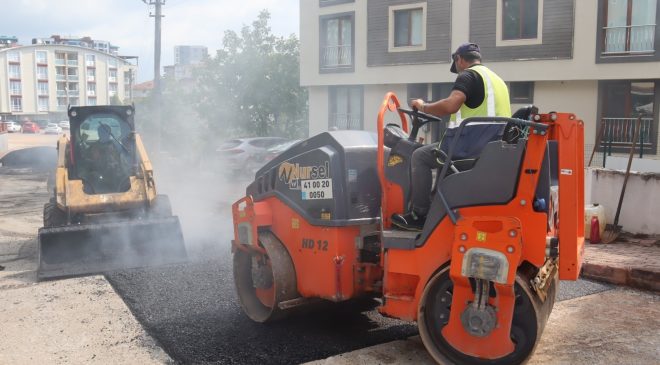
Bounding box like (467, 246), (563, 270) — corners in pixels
(461, 248), (509, 284)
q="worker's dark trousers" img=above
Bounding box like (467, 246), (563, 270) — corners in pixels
(411, 143), (442, 216)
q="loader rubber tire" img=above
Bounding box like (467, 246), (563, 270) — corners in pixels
(418, 266), (557, 365)
(233, 230), (299, 323)
(150, 194), (173, 218)
(43, 200), (66, 228)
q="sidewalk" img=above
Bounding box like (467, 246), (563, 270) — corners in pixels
(581, 235), (660, 292)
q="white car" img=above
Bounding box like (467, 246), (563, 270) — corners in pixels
(3, 121), (22, 133)
(58, 120), (70, 130)
(44, 122), (63, 135)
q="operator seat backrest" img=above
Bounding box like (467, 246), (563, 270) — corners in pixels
(415, 140), (526, 247)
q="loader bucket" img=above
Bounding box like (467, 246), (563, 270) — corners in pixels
(37, 216), (187, 281)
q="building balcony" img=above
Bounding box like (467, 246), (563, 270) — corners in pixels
(37, 91), (48, 96)
(56, 74), (66, 81)
(87, 76), (95, 82)
(86, 61), (95, 67)
(68, 75), (79, 81)
(9, 91), (22, 96)
(600, 117), (655, 154)
(330, 113), (361, 130)
(67, 60), (78, 66)
(87, 90), (96, 96)
(321, 45), (353, 69)
(56, 90), (67, 97)
(603, 24), (656, 54)
(108, 77), (117, 83)
(55, 59), (66, 66)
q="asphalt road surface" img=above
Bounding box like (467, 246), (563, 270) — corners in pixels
(106, 168), (615, 365)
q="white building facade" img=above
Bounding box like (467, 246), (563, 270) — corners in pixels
(0, 44), (136, 121)
(301, 0), (660, 161)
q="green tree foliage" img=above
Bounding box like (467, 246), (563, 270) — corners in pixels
(193, 10), (308, 139)
(134, 10), (307, 160)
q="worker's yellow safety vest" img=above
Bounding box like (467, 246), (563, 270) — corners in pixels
(449, 65), (511, 129)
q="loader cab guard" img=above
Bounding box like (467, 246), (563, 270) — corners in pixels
(68, 106), (137, 194)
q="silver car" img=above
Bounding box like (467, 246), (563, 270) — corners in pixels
(216, 137), (288, 174)
(44, 122), (63, 135)
(3, 121), (22, 133)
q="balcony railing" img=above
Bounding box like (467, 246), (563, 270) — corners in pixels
(67, 60), (78, 66)
(600, 117), (655, 153)
(86, 61), (95, 67)
(56, 90), (67, 97)
(322, 45), (352, 68)
(108, 76), (117, 82)
(330, 113), (362, 130)
(56, 74), (66, 81)
(55, 59), (66, 66)
(68, 75), (79, 81)
(87, 90), (96, 96)
(603, 24), (656, 54)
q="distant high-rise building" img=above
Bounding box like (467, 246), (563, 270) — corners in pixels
(174, 45), (208, 65)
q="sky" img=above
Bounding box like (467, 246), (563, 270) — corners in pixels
(3, 0), (300, 82)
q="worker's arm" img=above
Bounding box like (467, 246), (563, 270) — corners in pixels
(411, 90), (466, 116)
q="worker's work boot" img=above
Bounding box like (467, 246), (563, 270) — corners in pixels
(391, 211), (426, 231)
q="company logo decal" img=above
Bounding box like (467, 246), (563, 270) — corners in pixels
(278, 161), (330, 189)
(388, 155), (404, 167)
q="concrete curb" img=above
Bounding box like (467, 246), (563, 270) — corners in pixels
(581, 262), (660, 292)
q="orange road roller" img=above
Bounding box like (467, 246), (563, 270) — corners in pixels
(231, 92), (584, 364)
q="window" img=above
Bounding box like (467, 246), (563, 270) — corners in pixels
(38, 81), (49, 96)
(109, 69), (118, 81)
(9, 81), (21, 95)
(394, 8), (423, 47)
(37, 65), (48, 80)
(11, 96), (22, 112)
(38, 97), (49, 112)
(497, 0), (543, 46)
(7, 51), (20, 63)
(68, 83), (78, 92)
(109, 83), (118, 96)
(57, 97), (67, 107)
(329, 86), (363, 130)
(320, 13), (354, 71)
(87, 97), (97, 106)
(8, 64), (20, 78)
(85, 54), (96, 67)
(108, 58), (118, 68)
(87, 67), (96, 81)
(509, 82), (534, 103)
(36, 51), (48, 64)
(603, 0), (657, 54)
(599, 80), (657, 153)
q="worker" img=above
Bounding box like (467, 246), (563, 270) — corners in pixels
(392, 42), (511, 231)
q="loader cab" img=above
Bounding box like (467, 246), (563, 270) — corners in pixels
(68, 106), (137, 194)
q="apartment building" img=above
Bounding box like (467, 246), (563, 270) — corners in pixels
(301, 0), (660, 162)
(0, 44), (136, 121)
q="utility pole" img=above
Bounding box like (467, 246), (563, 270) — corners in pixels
(143, 0), (165, 153)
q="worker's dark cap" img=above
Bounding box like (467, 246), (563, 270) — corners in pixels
(450, 42), (481, 73)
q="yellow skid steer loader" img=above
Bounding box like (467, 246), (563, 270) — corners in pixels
(37, 105), (186, 280)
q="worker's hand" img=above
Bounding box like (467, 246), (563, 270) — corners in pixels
(411, 99), (425, 111)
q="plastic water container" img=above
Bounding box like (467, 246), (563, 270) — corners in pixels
(585, 204), (606, 239)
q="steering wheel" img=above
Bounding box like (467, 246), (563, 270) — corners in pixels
(397, 108), (443, 123)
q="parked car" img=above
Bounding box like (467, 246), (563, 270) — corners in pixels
(216, 137), (288, 174)
(44, 122), (63, 135)
(58, 120), (70, 130)
(22, 122), (40, 134)
(248, 139), (302, 173)
(2, 121), (22, 133)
